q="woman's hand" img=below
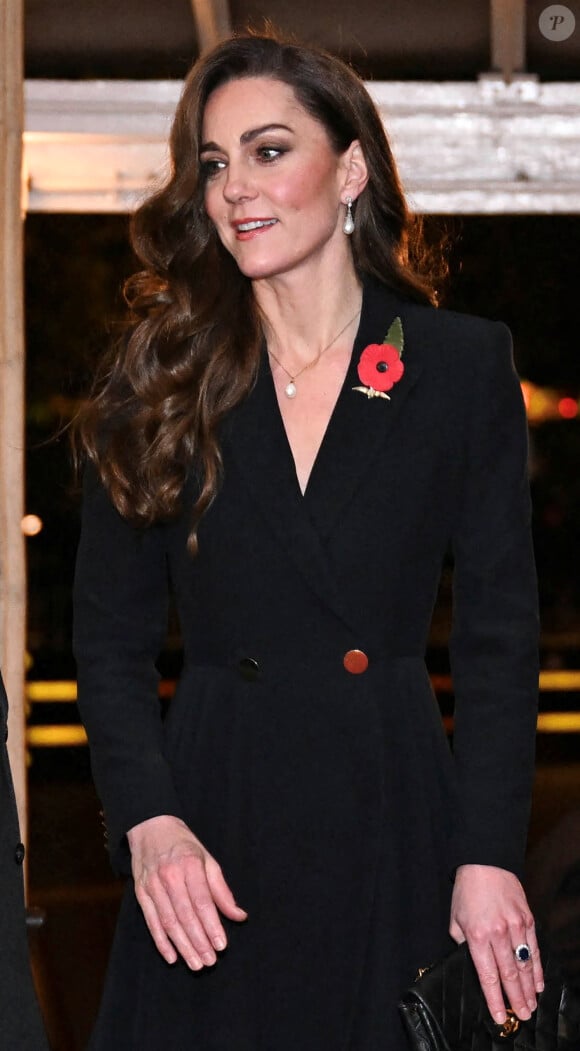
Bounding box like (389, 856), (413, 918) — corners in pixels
(127, 814), (247, 970)
(450, 864), (544, 1025)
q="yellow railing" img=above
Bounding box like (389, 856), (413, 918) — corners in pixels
(25, 672), (580, 747)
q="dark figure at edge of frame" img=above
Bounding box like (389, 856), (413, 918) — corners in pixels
(0, 669), (49, 1049)
(72, 29), (543, 1051)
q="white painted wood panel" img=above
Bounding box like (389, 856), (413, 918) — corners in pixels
(24, 77), (580, 213)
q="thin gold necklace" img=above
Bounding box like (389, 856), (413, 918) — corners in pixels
(267, 307), (362, 399)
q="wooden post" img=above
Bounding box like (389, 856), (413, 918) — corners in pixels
(190, 0), (232, 54)
(0, 0), (27, 838)
(490, 0), (526, 82)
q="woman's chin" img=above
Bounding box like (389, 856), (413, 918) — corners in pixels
(236, 259), (288, 281)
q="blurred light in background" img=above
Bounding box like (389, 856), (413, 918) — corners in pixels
(521, 382), (579, 424)
(22, 513), (43, 536)
(558, 396), (579, 420)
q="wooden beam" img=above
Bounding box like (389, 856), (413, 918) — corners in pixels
(490, 0), (526, 82)
(189, 0), (231, 54)
(0, 0), (27, 837)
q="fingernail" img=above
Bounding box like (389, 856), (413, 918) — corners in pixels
(190, 958), (203, 971)
(528, 999), (537, 1012)
(214, 937), (226, 951)
(202, 952), (216, 966)
(520, 1008), (531, 1021)
(495, 1013), (507, 1024)
(536, 982), (544, 993)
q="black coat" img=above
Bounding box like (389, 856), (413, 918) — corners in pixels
(74, 278), (539, 1051)
(0, 671), (48, 1049)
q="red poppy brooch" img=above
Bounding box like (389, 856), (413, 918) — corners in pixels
(353, 317), (404, 400)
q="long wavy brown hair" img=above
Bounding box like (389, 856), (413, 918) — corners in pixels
(76, 28), (443, 553)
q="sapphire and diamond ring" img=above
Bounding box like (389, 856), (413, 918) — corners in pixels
(514, 943), (532, 963)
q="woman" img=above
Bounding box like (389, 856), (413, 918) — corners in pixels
(74, 31), (543, 1050)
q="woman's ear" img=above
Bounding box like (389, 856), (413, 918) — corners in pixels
(341, 140), (369, 203)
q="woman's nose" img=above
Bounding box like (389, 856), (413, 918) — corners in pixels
(222, 162), (256, 203)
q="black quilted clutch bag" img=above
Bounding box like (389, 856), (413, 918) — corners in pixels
(398, 941), (580, 1050)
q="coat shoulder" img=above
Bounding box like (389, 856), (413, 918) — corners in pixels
(396, 299), (515, 390)
(366, 279), (512, 370)
(403, 299), (511, 350)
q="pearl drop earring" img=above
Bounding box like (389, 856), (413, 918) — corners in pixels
(343, 196), (355, 235)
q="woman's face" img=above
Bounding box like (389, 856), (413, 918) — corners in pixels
(200, 76), (355, 282)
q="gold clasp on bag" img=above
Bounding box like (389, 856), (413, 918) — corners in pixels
(499, 1010), (520, 1037)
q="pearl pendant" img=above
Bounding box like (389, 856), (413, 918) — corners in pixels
(285, 381), (297, 398)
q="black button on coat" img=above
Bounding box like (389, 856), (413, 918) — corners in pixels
(74, 279), (539, 1050)
(0, 672), (49, 1050)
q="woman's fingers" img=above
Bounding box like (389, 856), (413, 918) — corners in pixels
(182, 857), (231, 954)
(524, 922), (544, 995)
(205, 856), (248, 923)
(129, 817), (247, 968)
(489, 928), (536, 1021)
(466, 920), (544, 1024)
(465, 926), (539, 1023)
(467, 937), (512, 1024)
(139, 862), (223, 968)
(180, 855), (248, 953)
(136, 878), (203, 970)
(450, 864), (544, 1025)
(160, 857), (221, 965)
(512, 921), (544, 1005)
(136, 884), (178, 964)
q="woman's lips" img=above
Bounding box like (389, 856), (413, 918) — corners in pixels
(233, 218), (278, 240)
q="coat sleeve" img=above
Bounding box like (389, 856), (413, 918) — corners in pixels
(73, 466), (186, 874)
(448, 321), (539, 879)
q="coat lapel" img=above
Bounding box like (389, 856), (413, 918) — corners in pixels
(303, 277), (423, 538)
(225, 345), (359, 634)
(225, 276), (423, 632)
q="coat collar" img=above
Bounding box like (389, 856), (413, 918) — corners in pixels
(225, 275), (423, 632)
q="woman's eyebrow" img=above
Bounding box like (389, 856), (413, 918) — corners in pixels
(200, 123), (294, 152)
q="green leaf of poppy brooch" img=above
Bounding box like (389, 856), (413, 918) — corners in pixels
(353, 316), (405, 400)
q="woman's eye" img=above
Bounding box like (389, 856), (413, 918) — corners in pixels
(257, 146), (286, 162)
(201, 158), (226, 179)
